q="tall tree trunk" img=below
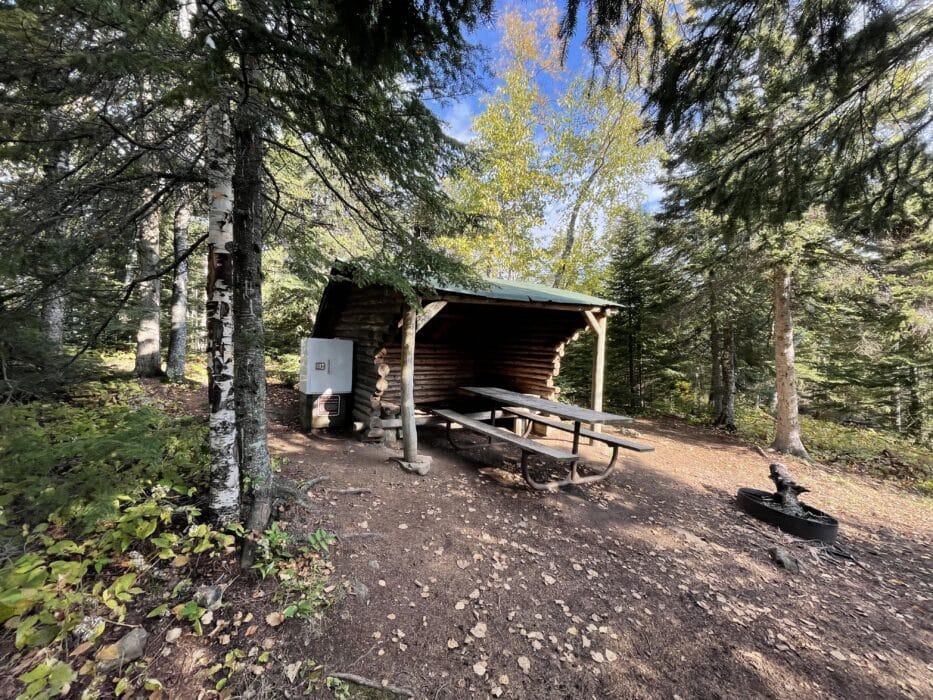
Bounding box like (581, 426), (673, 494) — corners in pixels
(716, 324), (737, 430)
(893, 380), (902, 432)
(206, 103), (240, 525)
(166, 200), (190, 381)
(234, 41), (273, 567)
(133, 198), (162, 376)
(708, 275), (723, 417)
(906, 365), (924, 440)
(41, 145), (69, 352)
(771, 267), (808, 457)
(41, 295), (64, 352)
(193, 267), (207, 351)
(552, 163), (602, 288)
(400, 307), (419, 461)
(627, 306), (637, 409)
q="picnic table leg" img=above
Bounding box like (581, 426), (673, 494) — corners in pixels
(520, 451), (561, 492)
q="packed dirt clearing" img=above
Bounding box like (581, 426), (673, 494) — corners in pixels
(129, 381), (932, 699)
(252, 386), (930, 699)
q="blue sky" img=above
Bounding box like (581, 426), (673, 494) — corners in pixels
(432, 3), (666, 211)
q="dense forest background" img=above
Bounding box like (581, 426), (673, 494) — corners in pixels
(2, 1), (930, 447)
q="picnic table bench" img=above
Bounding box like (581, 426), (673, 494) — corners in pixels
(505, 408), (654, 468)
(430, 408), (615, 491)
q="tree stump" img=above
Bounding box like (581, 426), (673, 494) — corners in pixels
(768, 463), (809, 517)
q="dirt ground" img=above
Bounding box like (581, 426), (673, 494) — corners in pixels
(130, 378), (932, 699)
(248, 385), (931, 700)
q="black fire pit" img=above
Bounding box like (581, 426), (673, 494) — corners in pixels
(737, 464), (839, 544)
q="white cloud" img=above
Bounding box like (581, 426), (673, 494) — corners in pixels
(443, 100), (477, 143)
(641, 179), (667, 212)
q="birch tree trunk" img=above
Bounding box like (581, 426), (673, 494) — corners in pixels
(41, 146), (69, 352)
(233, 43), (273, 566)
(771, 267), (808, 457)
(133, 199), (163, 376)
(166, 200), (190, 381)
(551, 160), (604, 288)
(907, 365), (924, 440)
(40, 295), (65, 352)
(206, 103), (240, 524)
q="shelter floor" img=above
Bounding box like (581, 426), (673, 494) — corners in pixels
(265, 385), (931, 699)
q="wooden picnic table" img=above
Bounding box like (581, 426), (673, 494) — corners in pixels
(429, 386), (651, 491)
(459, 386), (632, 456)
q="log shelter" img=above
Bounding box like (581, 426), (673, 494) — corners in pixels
(312, 269), (621, 441)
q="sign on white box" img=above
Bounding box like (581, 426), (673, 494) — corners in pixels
(298, 338), (353, 395)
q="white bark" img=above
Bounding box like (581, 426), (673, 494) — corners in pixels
(177, 0), (195, 37)
(133, 197), (162, 376)
(41, 294), (64, 351)
(166, 201), (190, 381)
(233, 46), (273, 564)
(41, 146), (69, 352)
(206, 103), (239, 524)
(771, 267), (808, 457)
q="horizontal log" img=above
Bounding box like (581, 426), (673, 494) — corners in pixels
(486, 368), (559, 380)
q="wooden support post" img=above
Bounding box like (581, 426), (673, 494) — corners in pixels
(590, 312), (607, 441)
(400, 306), (418, 462)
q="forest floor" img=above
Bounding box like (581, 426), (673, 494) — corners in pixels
(7, 371), (927, 700)
(238, 383), (932, 699)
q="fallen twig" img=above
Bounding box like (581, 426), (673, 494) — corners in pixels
(336, 532), (384, 541)
(304, 475), (329, 489)
(330, 487), (372, 495)
(328, 672), (414, 698)
(348, 641), (381, 669)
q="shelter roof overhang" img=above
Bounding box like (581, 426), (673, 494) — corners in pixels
(427, 277), (622, 313)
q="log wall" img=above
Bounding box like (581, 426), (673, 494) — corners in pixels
(381, 303), (581, 406)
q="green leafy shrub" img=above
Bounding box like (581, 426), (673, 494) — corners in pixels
(0, 379), (208, 533)
(735, 405), (933, 492)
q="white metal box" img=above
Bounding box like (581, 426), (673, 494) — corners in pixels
(299, 338), (353, 394)
(298, 338), (353, 429)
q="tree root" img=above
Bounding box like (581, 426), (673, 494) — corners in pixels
(328, 672), (413, 697)
(272, 477), (320, 514)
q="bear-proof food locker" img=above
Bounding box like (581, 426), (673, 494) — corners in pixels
(298, 338), (353, 429)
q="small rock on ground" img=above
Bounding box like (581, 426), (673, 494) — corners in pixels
(98, 627), (149, 671)
(768, 547), (800, 573)
(194, 584), (224, 610)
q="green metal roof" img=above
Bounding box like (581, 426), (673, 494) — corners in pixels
(434, 277), (622, 309)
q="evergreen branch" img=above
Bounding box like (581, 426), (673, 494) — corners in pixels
(62, 230), (210, 370)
